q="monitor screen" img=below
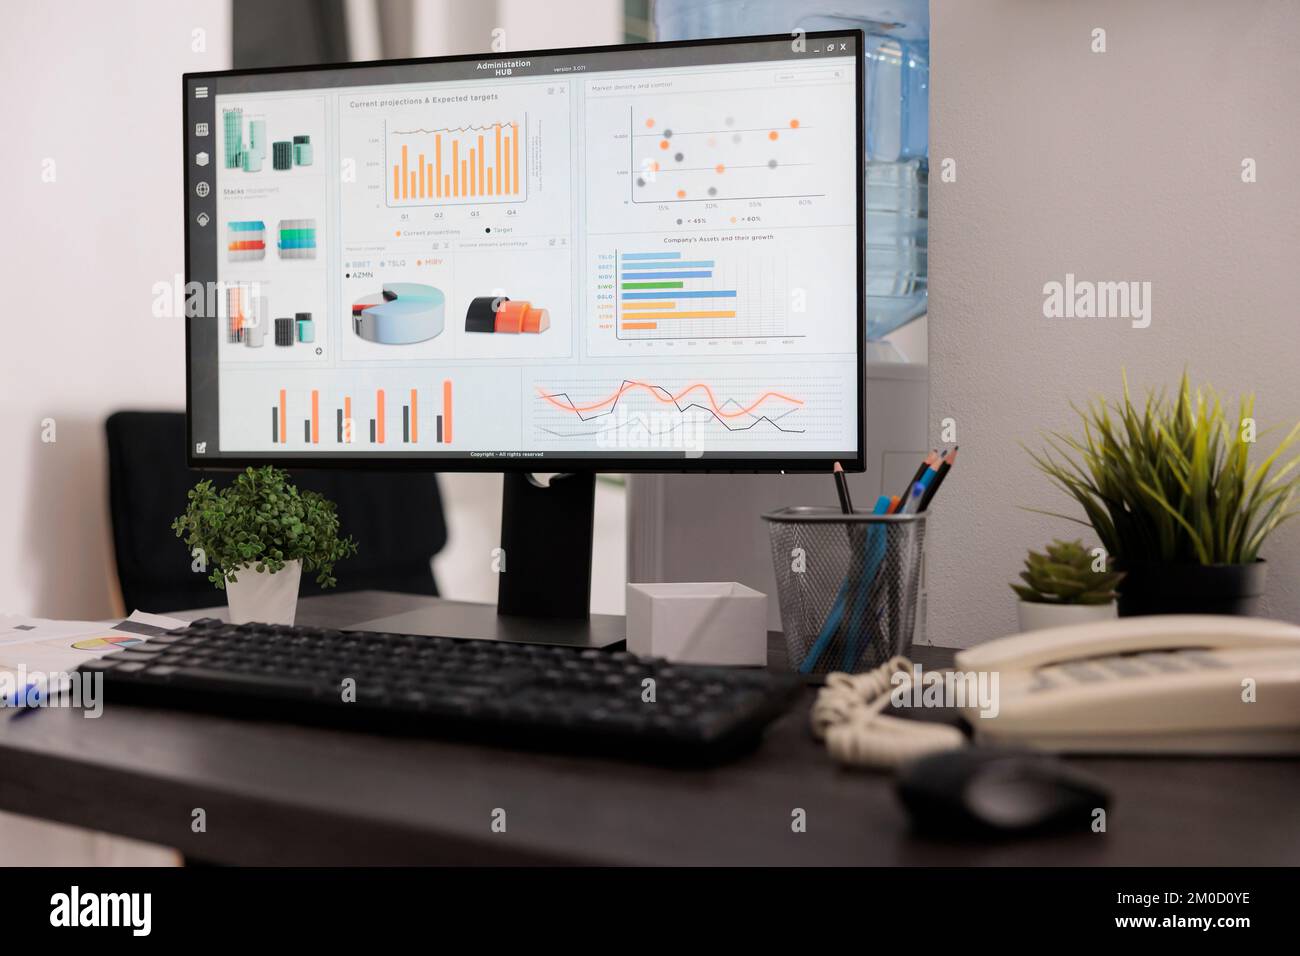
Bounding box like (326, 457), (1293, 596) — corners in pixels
(184, 31), (864, 471)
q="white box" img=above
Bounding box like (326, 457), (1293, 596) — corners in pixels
(625, 582), (767, 666)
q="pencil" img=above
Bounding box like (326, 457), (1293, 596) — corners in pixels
(832, 461), (854, 514)
(918, 446), (958, 511)
(890, 449), (939, 513)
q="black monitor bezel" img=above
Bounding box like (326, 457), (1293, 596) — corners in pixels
(183, 30), (866, 474)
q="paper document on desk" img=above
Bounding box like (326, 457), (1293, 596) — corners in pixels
(0, 610), (188, 675)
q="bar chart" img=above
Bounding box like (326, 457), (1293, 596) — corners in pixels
(267, 381), (454, 447)
(386, 119), (525, 206)
(609, 249), (788, 341)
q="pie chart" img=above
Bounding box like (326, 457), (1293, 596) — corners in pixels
(72, 634), (144, 651)
(351, 282), (445, 344)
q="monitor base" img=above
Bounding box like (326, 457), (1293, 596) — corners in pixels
(348, 599), (625, 649)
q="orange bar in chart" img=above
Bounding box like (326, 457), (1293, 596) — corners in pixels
(452, 140), (459, 196)
(311, 390), (319, 444)
(410, 388), (418, 442)
(442, 380), (453, 444)
(278, 389), (287, 445)
(461, 159), (467, 196)
(401, 144), (408, 199)
(469, 147), (476, 194)
(495, 124), (502, 194)
(344, 396), (353, 443)
(502, 131), (511, 193)
(618, 310), (737, 320)
(511, 122), (519, 194)
(376, 389), (386, 443)
(393, 164), (400, 200)
(622, 322), (657, 330)
(435, 135), (442, 197)
(418, 153), (426, 197)
(478, 133), (485, 197)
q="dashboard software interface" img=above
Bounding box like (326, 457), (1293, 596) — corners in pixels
(185, 33), (862, 465)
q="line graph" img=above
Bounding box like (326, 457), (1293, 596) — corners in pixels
(529, 375), (844, 449)
(538, 380), (803, 423)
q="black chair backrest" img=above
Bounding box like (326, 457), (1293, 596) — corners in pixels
(106, 411), (447, 613)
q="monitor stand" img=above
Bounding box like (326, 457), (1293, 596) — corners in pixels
(349, 472), (625, 648)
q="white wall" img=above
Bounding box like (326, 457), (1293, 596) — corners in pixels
(928, 0), (1300, 645)
(0, 0), (231, 618)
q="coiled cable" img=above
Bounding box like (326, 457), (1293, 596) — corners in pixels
(811, 656), (965, 769)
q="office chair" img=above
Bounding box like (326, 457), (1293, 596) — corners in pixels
(105, 411), (448, 614)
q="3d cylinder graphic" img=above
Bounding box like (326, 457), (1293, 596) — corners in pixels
(243, 118), (266, 172)
(244, 297), (267, 347)
(274, 317), (294, 347)
(272, 141), (293, 170)
(464, 295), (549, 334)
(293, 135), (313, 166)
(351, 283), (445, 344)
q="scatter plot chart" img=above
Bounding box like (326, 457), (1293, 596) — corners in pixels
(629, 105), (825, 204)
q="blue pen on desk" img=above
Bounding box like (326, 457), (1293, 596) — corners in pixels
(3, 680), (43, 718)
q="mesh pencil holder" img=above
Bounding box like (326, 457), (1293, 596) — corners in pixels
(763, 506), (927, 677)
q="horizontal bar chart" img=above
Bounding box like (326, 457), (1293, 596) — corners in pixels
(617, 250), (738, 340)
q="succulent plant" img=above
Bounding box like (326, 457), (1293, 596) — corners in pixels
(1011, 539), (1125, 605)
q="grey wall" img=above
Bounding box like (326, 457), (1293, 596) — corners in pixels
(927, 0), (1300, 645)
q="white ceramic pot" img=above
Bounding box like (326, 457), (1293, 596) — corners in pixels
(1016, 599), (1117, 633)
(225, 559), (302, 625)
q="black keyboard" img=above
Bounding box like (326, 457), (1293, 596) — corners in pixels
(83, 620), (800, 764)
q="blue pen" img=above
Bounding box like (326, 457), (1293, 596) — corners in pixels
(800, 494), (891, 674)
(901, 479), (926, 514)
(3, 680), (42, 718)
(838, 495), (895, 669)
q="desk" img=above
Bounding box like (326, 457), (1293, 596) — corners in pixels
(1, 591), (1297, 865)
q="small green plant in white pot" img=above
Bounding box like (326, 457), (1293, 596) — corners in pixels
(172, 466), (358, 624)
(1011, 539), (1125, 632)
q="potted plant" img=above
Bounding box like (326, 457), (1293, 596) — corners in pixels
(172, 466), (358, 624)
(1027, 373), (1299, 616)
(1011, 539), (1124, 631)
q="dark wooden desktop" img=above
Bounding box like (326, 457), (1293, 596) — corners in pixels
(1, 590), (1297, 865)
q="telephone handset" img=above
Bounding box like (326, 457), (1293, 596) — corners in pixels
(954, 615), (1300, 755)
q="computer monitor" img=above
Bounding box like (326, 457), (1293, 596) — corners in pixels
(183, 31), (864, 637)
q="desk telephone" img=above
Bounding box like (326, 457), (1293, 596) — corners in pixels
(812, 615), (1300, 769)
(954, 615), (1300, 754)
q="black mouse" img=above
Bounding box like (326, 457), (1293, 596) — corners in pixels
(896, 748), (1110, 837)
